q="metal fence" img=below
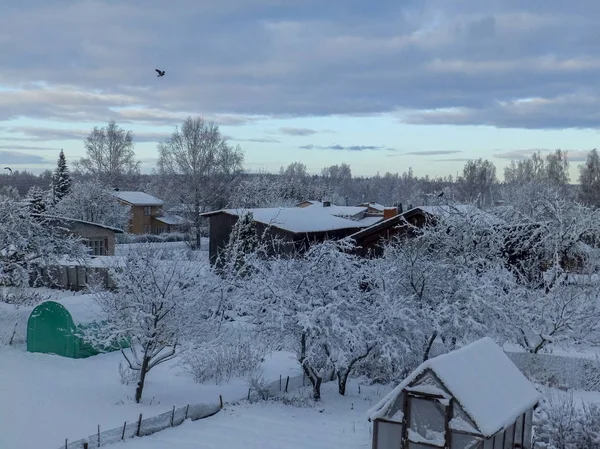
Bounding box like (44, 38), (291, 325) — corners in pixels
(59, 402), (221, 449)
(57, 372), (311, 449)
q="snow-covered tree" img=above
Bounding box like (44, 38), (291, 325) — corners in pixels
(50, 180), (130, 230)
(77, 121), (140, 188)
(579, 148), (600, 208)
(26, 185), (47, 214)
(86, 252), (217, 403)
(228, 175), (297, 208)
(219, 212), (259, 276)
(0, 197), (88, 286)
(52, 149), (71, 203)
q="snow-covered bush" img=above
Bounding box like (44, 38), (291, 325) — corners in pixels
(245, 372), (272, 403)
(182, 333), (265, 384)
(533, 393), (600, 448)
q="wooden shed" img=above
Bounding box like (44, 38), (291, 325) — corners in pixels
(368, 337), (541, 449)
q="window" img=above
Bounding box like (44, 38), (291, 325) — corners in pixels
(144, 206), (152, 216)
(85, 239), (106, 256)
(144, 224), (151, 234)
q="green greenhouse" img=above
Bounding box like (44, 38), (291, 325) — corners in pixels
(27, 300), (126, 359)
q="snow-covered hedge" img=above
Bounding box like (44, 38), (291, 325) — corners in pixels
(533, 394), (600, 448)
(117, 232), (188, 244)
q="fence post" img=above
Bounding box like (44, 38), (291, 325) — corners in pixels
(303, 373), (305, 386)
(64, 438), (67, 449)
(247, 388), (251, 400)
(279, 375), (282, 391)
(136, 413), (143, 437)
(83, 443), (88, 449)
(97, 424), (100, 447)
(171, 405), (176, 426)
(184, 404), (190, 420)
(219, 395), (223, 409)
(285, 376), (290, 393)
(121, 421), (127, 440)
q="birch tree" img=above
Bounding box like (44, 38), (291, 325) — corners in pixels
(157, 117), (244, 249)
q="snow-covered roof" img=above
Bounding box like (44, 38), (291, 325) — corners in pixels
(368, 337), (542, 437)
(33, 214), (125, 233)
(216, 208), (366, 234)
(154, 215), (189, 225)
(113, 191), (164, 206)
(355, 216), (385, 228)
(359, 202), (386, 212)
(303, 203), (367, 217)
(294, 200), (322, 207)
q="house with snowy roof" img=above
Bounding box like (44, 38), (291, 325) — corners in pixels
(368, 337), (541, 449)
(112, 191), (188, 235)
(201, 203), (398, 265)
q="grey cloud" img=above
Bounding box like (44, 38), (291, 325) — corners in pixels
(403, 150), (462, 156)
(3, 126), (170, 143)
(299, 144), (385, 151)
(434, 158), (473, 162)
(0, 144), (60, 151)
(1, 1), (600, 129)
(0, 151), (49, 164)
(226, 136), (280, 143)
(278, 127), (319, 136)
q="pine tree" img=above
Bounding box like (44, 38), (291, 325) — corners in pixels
(52, 149), (71, 203)
(27, 186), (47, 214)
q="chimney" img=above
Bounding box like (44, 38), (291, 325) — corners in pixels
(383, 207), (398, 220)
(323, 201), (331, 207)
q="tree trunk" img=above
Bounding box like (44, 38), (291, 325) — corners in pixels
(338, 370), (349, 396)
(423, 331), (438, 361)
(135, 355), (151, 403)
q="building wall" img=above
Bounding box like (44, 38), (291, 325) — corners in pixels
(69, 222), (117, 255)
(124, 204), (163, 234)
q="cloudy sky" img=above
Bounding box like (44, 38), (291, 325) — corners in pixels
(1, 1), (599, 178)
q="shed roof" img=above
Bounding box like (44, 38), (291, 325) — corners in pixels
(368, 337), (541, 437)
(33, 214), (125, 233)
(202, 207), (365, 234)
(113, 191), (164, 206)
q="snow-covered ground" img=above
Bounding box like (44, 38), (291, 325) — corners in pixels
(107, 381), (386, 449)
(0, 346), (301, 449)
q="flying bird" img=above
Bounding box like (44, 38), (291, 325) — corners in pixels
(437, 191), (444, 198)
(4, 167), (11, 173)
(155, 69), (165, 77)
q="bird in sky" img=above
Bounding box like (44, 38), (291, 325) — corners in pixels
(4, 167), (12, 173)
(155, 69), (165, 77)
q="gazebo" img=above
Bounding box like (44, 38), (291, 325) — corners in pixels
(27, 299), (124, 358)
(368, 337), (541, 449)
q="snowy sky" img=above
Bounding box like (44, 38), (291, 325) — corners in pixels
(1, 1), (599, 177)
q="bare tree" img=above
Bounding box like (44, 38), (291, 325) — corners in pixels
(157, 117), (244, 249)
(77, 121), (140, 188)
(579, 149), (600, 207)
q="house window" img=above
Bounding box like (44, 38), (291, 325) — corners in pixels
(144, 224), (151, 234)
(85, 239), (106, 256)
(144, 206), (152, 216)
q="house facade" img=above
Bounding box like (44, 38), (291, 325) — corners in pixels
(113, 191), (166, 235)
(35, 214), (123, 256)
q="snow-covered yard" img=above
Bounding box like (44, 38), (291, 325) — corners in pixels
(0, 346), (302, 449)
(107, 381), (384, 449)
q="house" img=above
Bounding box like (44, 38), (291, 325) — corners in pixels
(113, 191), (165, 235)
(348, 205), (497, 257)
(34, 214), (124, 256)
(358, 202), (387, 214)
(201, 204), (394, 265)
(368, 337), (541, 449)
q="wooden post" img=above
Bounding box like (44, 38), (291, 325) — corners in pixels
(64, 438), (67, 449)
(136, 413), (143, 437)
(219, 395), (223, 409)
(171, 405), (176, 426)
(83, 443), (88, 449)
(285, 376), (290, 393)
(121, 421), (127, 440)
(302, 373), (305, 386)
(97, 424), (100, 446)
(184, 404), (190, 420)
(247, 388), (251, 400)
(279, 375), (282, 391)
